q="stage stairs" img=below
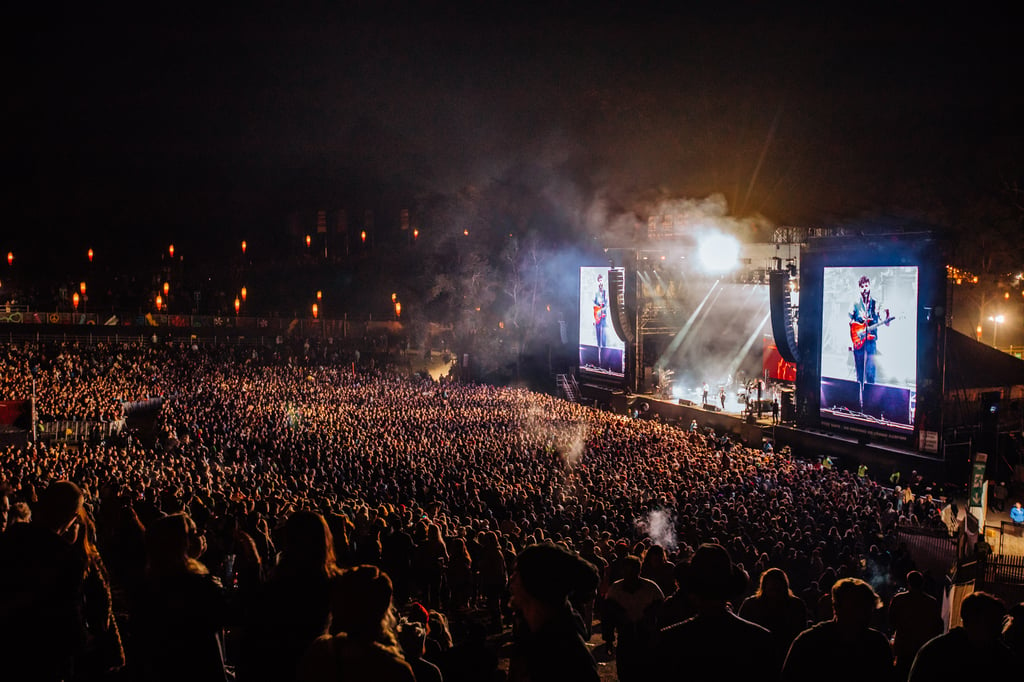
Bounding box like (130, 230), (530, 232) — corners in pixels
(556, 373), (580, 403)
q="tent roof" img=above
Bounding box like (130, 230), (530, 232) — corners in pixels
(944, 328), (1024, 391)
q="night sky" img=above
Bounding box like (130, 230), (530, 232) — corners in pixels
(8, 4), (1024, 269)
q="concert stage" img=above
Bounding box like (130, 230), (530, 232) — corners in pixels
(597, 389), (946, 482)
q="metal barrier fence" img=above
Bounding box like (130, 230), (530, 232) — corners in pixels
(0, 310), (403, 337)
(981, 552), (1024, 584)
(36, 419), (126, 443)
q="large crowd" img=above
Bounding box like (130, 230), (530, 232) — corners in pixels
(0, 340), (1020, 681)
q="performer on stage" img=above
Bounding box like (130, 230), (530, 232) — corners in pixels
(593, 274), (608, 367)
(849, 275), (892, 385)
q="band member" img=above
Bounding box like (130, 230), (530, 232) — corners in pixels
(702, 382), (709, 405)
(849, 276), (891, 385)
(594, 274), (608, 366)
(719, 386), (726, 410)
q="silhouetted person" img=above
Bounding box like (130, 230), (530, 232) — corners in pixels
(396, 618), (443, 682)
(297, 564), (414, 682)
(654, 543), (775, 681)
(133, 512), (229, 682)
(604, 554), (664, 681)
(887, 570), (941, 679)
(908, 591), (1018, 680)
(507, 542), (600, 682)
(781, 577), (893, 682)
(237, 510), (341, 682)
(0, 481), (89, 682)
(659, 560), (697, 628)
(739, 568), (808, 671)
(1002, 601), (1024, 659)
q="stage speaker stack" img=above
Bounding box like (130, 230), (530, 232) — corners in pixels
(678, 399), (694, 406)
(607, 268), (635, 345)
(780, 391), (795, 422)
(703, 403), (719, 412)
(769, 270), (799, 364)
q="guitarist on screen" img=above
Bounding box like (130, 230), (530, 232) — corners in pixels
(594, 273), (608, 367)
(849, 275), (893, 386)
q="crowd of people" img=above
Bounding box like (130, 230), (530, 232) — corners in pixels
(0, 339), (1021, 681)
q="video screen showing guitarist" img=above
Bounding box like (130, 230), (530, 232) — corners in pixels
(594, 274), (608, 363)
(849, 275), (893, 385)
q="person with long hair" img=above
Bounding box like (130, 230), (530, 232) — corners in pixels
(475, 530), (507, 632)
(415, 523), (448, 609)
(73, 506), (126, 681)
(0, 480), (90, 682)
(445, 535), (474, 610)
(297, 564), (414, 682)
(131, 512), (229, 682)
(738, 568), (807, 671)
(237, 510), (341, 682)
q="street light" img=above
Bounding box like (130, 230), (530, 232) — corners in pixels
(989, 314), (1005, 348)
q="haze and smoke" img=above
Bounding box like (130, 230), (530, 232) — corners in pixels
(636, 508), (678, 552)
(521, 400), (589, 468)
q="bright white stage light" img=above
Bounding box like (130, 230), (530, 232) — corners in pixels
(697, 233), (740, 273)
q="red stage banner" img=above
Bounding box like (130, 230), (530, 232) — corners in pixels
(0, 400), (31, 429)
(763, 336), (796, 382)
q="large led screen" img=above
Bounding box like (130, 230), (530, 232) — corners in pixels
(579, 267), (626, 377)
(819, 266), (918, 433)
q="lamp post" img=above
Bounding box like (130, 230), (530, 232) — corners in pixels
(989, 314), (1005, 349)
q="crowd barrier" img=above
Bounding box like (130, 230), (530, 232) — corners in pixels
(36, 419), (126, 443)
(0, 310), (405, 338)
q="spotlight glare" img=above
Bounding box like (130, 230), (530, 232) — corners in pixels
(698, 234), (740, 273)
